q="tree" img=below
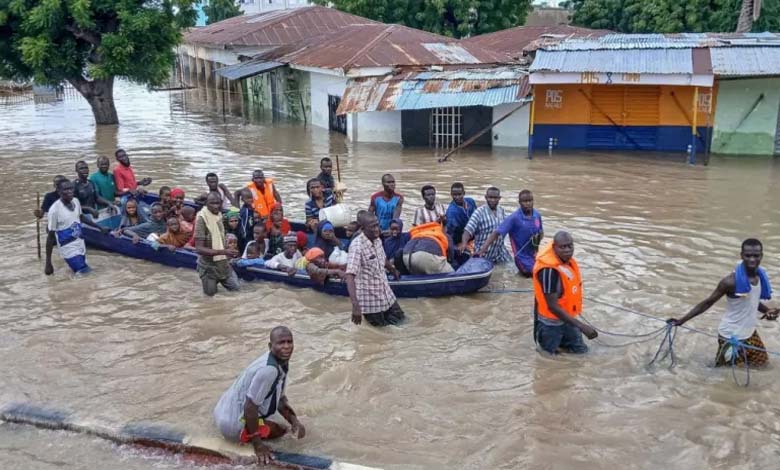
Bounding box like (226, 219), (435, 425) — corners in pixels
(204, 0), (242, 25)
(0, 0), (197, 125)
(736, 0), (761, 32)
(314, 0), (533, 38)
(567, 0), (775, 33)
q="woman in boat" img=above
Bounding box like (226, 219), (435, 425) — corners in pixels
(314, 221), (346, 267)
(300, 247), (345, 285)
(266, 204), (291, 256)
(304, 178), (335, 232)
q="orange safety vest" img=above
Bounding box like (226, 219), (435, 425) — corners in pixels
(409, 222), (448, 256)
(246, 179), (276, 218)
(532, 241), (583, 321)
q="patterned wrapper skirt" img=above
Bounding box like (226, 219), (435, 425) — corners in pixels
(715, 330), (768, 368)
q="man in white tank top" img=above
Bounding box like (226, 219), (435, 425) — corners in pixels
(668, 239), (778, 367)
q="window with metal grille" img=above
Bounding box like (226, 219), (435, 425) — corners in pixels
(430, 107), (462, 149)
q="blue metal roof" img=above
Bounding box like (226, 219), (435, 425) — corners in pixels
(531, 48), (694, 74)
(213, 60), (284, 80)
(545, 32), (780, 51)
(393, 83), (525, 110)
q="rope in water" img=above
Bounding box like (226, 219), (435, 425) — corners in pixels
(479, 288), (778, 385)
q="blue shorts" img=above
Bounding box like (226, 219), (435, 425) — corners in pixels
(534, 317), (588, 355)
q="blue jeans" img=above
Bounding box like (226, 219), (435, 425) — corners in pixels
(535, 317), (588, 355)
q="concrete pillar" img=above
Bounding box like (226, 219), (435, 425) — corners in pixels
(196, 57), (205, 86)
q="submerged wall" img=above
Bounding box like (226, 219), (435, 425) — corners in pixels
(711, 78), (780, 156)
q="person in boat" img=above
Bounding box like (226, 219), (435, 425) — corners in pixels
(266, 204), (291, 256)
(344, 221), (359, 251)
(478, 189), (543, 277)
(225, 209), (240, 240)
(46, 180), (109, 274)
(155, 216), (190, 251)
(533, 231), (597, 355)
(299, 247), (346, 285)
(369, 174), (404, 232)
(463, 187), (511, 265)
(123, 203), (167, 243)
(169, 188), (185, 218)
(346, 213), (404, 327)
(74, 160), (115, 216)
(296, 231), (308, 257)
(113, 148), (152, 199)
(206, 172), (236, 211)
(237, 189), (256, 253)
(317, 157), (335, 194)
(413, 185), (446, 227)
(179, 205), (196, 234)
(242, 223), (270, 260)
(213, 326), (305, 466)
(242, 169), (282, 222)
(235, 242), (266, 268)
(266, 235), (302, 276)
(314, 221), (346, 267)
(304, 178), (335, 232)
(115, 198), (147, 233)
(36, 175), (68, 276)
(194, 192), (240, 296)
(668, 239), (779, 367)
(445, 182), (477, 246)
(383, 218), (409, 261)
(89, 156), (116, 206)
(402, 221), (455, 275)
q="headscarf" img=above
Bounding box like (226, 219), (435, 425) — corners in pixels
(315, 220), (341, 259)
(119, 198), (147, 228)
(197, 207), (226, 261)
(304, 247), (324, 262)
(158, 223), (191, 248)
(170, 188), (185, 198)
(296, 230), (308, 251)
(383, 218), (409, 259)
(265, 203), (291, 235)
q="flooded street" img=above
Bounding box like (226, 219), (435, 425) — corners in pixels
(3, 82), (780, 470)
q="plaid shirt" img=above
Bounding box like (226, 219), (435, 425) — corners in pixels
(346, 232), (396, 314)
(464, 205), (511, 264)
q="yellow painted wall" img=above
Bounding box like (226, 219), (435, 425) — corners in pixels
(533, 84), (717, 127)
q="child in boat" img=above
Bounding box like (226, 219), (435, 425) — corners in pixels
(242, 223), (270, 259)
(170, 188), (185, 218)
(114, 198), (146, 236)
(179, 205), (196, 234)
(155, 216), (191, 251)
(237, 189), (255, 252)
(235, 241), (266, 268)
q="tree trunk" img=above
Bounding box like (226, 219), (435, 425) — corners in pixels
(736, 0), (754, 33)
(67, 76), (119, 125)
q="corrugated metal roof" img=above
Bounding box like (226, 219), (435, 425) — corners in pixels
(337, 67), (530, 114)
(183, 6), (377, 48)
(214, 60), (284, 80)
(543, 32), (780, 51)
(461, 25), (610, 57)
(711, 47), (780, 76)
(531, 48), (695, 74)
(268, 24), (513, 71)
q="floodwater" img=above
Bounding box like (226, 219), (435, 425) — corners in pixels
(2, 82), (780, 470)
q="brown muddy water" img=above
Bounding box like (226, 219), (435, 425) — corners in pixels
(2, 83), (780, 470)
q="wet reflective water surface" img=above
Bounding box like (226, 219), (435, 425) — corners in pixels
(2, 83), (780, 470)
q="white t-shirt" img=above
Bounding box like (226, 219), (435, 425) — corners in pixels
(48, 198), (82, 234)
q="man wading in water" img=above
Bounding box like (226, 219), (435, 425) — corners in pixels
(214, 326), (305, 465)
(194, 192), (240, 296)
(668, 239), (779, 367)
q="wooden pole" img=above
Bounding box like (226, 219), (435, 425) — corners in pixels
(36, 192), (41, 260)
(335, 154), (342, 182)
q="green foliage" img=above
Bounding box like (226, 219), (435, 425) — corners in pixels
(568, 0), (780, 33)
(313, 0), (533, 38)
(204, 0), (241, 25)
(0, 0), (198, 86)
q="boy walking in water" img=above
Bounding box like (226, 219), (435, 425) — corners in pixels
(668, 239), (779, 367)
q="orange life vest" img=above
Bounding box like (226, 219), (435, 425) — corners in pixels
(246, 179), (276, 218)
(409, 222), (448, 256)
(532, 241), (583, 321)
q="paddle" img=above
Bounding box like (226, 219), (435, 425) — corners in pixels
(36, 192), (41, 260)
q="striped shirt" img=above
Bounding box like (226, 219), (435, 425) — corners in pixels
(305, 193), (335, 221)
(413, 203), (446, 226)
(464, 205), (511, 264)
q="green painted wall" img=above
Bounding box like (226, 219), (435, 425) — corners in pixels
(242, 68), (310, 122)
(711, 78), (780, 156)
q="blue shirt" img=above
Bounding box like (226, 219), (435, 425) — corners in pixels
(445, 197), (477, 244)
(496, 208), (543, 272)
(371, 191), (402, 231)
